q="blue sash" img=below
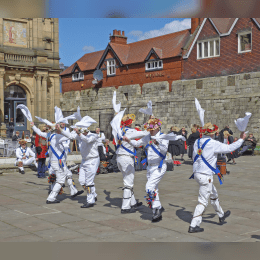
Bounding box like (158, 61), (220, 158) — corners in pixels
(189, 138), (223, 185)
(20, 147), (29, 159)
(116, 127), (138, 165)
(141, 133), (166, 168)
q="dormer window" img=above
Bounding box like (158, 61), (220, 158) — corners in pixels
(145, 60), (163, 71)
(107, 59), (116, 76)
(72, 72), (84, 81)
(197, 38), (220, 59)
(238, 32), (252, 53)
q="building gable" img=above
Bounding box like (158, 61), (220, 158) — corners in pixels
(145, 47), (163, 61)
(96, 44), (123, 70)
(71, 63), (81, 73)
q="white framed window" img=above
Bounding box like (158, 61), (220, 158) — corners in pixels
(72, 72), (84, 81)
(145, 60), (163, 71)
(107, 59), (116, 76)
(238, 31), (252, 53)
(197, 38), (220, 59)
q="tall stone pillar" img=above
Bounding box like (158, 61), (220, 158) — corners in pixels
(0, 71), (5, 124)
(41, 75), (48, 119)
(49, 76), (55, 121)
(54, 76), (60, 107)
(36, 75), (42, 117)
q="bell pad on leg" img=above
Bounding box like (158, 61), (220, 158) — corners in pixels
(144, 189), (157, 209)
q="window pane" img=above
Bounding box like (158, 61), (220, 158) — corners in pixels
(151, 62), (154, 68)
(215, 40), (219, 55)
(210, 41), (214, 56)
(148, 63), (150, 69)
(240, 33), (251, 51)
(198, 42), (202, 58)
(204, 42), (208, 57)
(154, 61), (157, 68)
(159, 61), (162, 67)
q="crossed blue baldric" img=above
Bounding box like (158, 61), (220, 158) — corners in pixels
(141, 133), (166, 169)
(45, 133), (65, 169)
(189, 138), (223, 185)
(20, 147), (29, 159)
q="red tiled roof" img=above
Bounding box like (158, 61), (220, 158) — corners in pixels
(211, 18), (236, 34)
(61, 29), (190, 75)
(60, 50), (104, 76)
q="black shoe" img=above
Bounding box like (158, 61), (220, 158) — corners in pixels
(152, 207), (165, 222)
(81, 203), (94, 208)
(227, 159), (231, 163)
(71, 190), (84, 198)
(226, 170), (230, 175)
(121, 208), (136, 214)
(62, 184), (65, 188)
(219, 210), (231, 224)
(19, 169), (25, 174)
(46, 199), (60, 204)
(131, 200), (143, 208)
(188, 226), (204, 233)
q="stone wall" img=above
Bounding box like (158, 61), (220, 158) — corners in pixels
(60, 71), (260, 141)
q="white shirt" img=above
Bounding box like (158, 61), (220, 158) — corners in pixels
(61, 130), (99, 160)
(96, 132), (105, 146)
(16, 146), (35, 160)
(32, 126), (68, 162)
(192, 135), (244, 175)
(116, 127), (148, 157)
(61, 127), (71, 149)
(130, 131), (169, 165)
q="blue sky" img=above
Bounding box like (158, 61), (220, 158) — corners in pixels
(59, 18), (192, 66)
(49, 0), (199, 18)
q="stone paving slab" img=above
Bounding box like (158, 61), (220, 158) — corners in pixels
(0, 154), (260, 242)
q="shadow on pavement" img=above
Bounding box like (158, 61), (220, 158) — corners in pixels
(103, 189), (122, 208)
(169, 204), (219, 225)
(251, 235), (260, 240)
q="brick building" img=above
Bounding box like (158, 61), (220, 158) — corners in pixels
(60, 18), (260, 93)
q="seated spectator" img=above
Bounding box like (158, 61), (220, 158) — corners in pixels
(12, 131), (20, 141)
(15, 139), (38, 174)
(239, 133), (257, 156)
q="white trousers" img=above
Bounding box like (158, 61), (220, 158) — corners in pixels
(117, 155), (137, 209)
(190, 173), (224, 227)
(47, 161), (78, 202)
(79, 157), (100, 204)
(146, 162), (167, 212)
(16, 157), (37, 171)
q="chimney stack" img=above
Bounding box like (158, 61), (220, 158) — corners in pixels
(191, 18), (204, 34)
(110, 29), (127, 45)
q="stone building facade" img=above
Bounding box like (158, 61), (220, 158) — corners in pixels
(60, 71), (260, 141)
(0, 18), (61, 137)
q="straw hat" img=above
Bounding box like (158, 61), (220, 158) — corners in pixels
(144, 117), (162, 131)
(19, 139), (27, 145)
(200, 122), (219, 135)
(121, 114), (136, 127)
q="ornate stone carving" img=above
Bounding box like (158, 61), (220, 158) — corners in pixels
(42, 75), (48, 81)
(15, 74), (21, 81)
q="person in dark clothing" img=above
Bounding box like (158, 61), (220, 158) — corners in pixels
(9, 118), (15, 138)
(168, 126), (181, 159)
(219, 125), (233, 143)
(134, 124), (143, 171)
(187, 127), (200, 159)
(214, 131), (221, 141)
(178, 127), (188, 160)
(12, 131), (20, 141)
(238, 133), (257, 156)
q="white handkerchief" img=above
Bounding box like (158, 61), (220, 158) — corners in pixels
(16, 104), (33, 122)
(112, 91), (121, 113)
(234, 112), (252, 132)
(35, 116), (53, 127)
(139, 100), (153, 116)
(110, 109), (126, 145)
(195, 98), (205, 127)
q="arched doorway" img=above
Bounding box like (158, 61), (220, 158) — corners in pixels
(4, 85), (27, 137)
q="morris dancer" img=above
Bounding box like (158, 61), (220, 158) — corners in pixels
(125, 116), (184, 222)
(15, 139), (38, 174)
(57, 116), (100, 208)
(30, 107), (83, 204)
(188, 122), (246, 233)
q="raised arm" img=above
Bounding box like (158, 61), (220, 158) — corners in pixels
(129, 135), (149, 147)
(61, 129), (77, 140)
(31, 124), (48, 139)
(79, 133), (99, 143)
(214, 135), (245, 154)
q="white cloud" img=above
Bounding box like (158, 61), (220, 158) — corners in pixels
(82, 45), (95, 52)
(128, 19), (191, 42)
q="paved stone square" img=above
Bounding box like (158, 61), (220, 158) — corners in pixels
(0, 155), (260, 242)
